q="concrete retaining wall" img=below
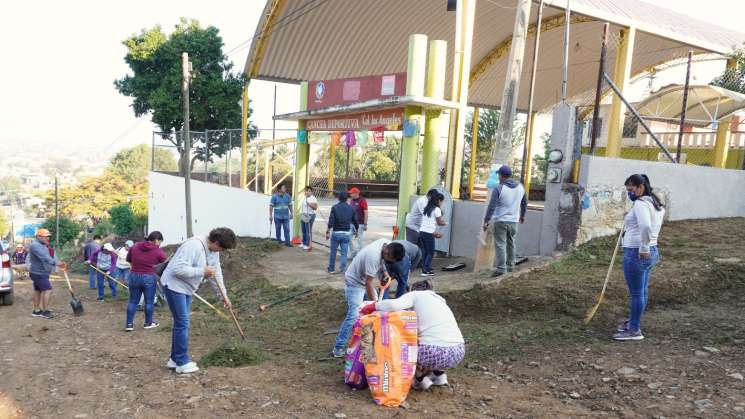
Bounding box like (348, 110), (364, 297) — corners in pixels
(149, 172), (279, 245)
(578, 155), (745, 243)
(449, 199), (543, 258)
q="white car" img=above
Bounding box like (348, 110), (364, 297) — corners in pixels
(0, 241), (14, 305)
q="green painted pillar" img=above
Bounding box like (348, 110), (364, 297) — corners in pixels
(293, 81), (309, 240)
(396, 34), (427, 238)
(422, 39), (448, 192)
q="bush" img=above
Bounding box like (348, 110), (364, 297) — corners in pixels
(94, 219), (114, 237)
(41, 217), (81, 247)
(110, 204), (135, 236)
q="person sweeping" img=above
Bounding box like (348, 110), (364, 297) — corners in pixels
(613, 174), (665, 341)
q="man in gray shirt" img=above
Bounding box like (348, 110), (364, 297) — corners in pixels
(332, 239), (405, 357)
(160, 227), (236, 374)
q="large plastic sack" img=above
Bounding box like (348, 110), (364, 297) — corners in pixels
(360, 311), (418, 407)
(344, 319), (367, 389)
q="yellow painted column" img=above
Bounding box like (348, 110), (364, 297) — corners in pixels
(713, 117), (732, 168)
(292, 82), (309, 239)
(606, 27), (636, 158)
(240, 84), (249, 189)
(523, 111), (537, 197)
(467, 107), (480, 199)
(422, 39), (448, 192)
(444, 0), (477, 198)
(396, 34), (427, 238)
(328, 139), (336, 193)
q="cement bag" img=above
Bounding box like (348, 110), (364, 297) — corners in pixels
(344, 318), (367, 389)
(360, 311), (418, 407)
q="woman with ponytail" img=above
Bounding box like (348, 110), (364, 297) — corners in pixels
(614, 174), (665, 341)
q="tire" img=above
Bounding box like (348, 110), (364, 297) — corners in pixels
(1, 291), (12, 306)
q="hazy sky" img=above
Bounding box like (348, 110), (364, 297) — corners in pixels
(1, 0), (743, 156)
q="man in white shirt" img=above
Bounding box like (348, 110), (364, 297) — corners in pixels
(300, 186), (319, 250)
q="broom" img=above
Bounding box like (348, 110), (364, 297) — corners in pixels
(584, 228), (624, 324)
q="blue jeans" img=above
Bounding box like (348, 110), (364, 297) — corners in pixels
(96, 271), (118, 299)
(419, 232), (436, 273)
(334, 284), (367, 352)
(622, 246), (659, 332)
(126, 273), (157, 326)
(383, 257), (412, 299)
(301, 214), (316, 246)
(114, 267), (130, 286)
(88, 265), (97, 288)
(275, 218), (291, 244)
(164, 286), (192, 366)
(328, 231), (352, 273)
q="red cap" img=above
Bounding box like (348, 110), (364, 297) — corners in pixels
(348, 187), (361, 194)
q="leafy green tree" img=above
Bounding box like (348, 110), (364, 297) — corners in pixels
(114, 18), (256, 173)
(41, 217), (81, 247)
(532, 133), (551, 186)
(94, 219), (114, 238)
(462, 109), (525, 188)
(43, 175), (147, 223)
(110, 204), (135, 236)
(711, 47), (745, 93)
(130, 198), (148, 228)
(108, 144), (178, 183)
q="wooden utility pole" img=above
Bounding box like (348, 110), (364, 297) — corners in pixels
(474, 0), (532, 272)
(182, 52), (194, 238)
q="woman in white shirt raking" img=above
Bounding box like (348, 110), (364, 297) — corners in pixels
(614, 174), (665, 341)
(418, 192), (447, 277)
(359, 280), (465, 391)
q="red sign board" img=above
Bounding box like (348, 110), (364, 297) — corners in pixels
(305, 108), (404, 131)
(307, 73), (407, 110)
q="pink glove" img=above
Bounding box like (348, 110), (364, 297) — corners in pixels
(359, 303), (376, 315)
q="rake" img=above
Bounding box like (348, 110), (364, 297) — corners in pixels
(584, 229), (624, 324)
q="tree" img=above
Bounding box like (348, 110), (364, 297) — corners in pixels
(42, 175), (147, 223)
(0, 176), (22, 193)
(108, 144), (178, 183)
(711, 47), (745, 93)
(532, 133), (551, 186)
(110, 204), (135, 236)
(115, 18), (256, 174)
(462, 109), (525, 187)
(0, 209), (9, 239)
(130, 198), (148, 229)
(41, 217), (81, 247)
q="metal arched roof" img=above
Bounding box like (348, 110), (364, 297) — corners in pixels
(245, 0), (745, 112)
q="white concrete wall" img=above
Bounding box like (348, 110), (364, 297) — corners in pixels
(578, 155), (745, 243)
(449, 200), (543, 259)
(149, 172), (281, 245)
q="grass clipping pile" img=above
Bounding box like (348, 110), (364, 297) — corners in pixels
(201, 341), (265, 368)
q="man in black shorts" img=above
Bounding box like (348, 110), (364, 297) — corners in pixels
(28, 228), (66, 319)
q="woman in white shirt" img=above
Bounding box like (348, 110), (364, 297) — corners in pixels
(359, 280), (464, 391)
(300, 186), (319, 250)
(418, 192), (446, 277)
(405, 188), (438, 245)
(614, 174), (665, 341)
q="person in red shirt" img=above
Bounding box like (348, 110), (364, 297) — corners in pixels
(348, 187), (368, 257)
(125, 231), (167, 331)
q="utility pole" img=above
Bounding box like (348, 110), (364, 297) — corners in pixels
(54, 176), (59, 249)
(182, 52), (194, 238)
(474, 0), (532, 272)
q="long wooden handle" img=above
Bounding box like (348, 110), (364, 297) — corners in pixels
(192, 292), (231, 321)
(214, 282), (246, 340)
(89, 264), (129, 289)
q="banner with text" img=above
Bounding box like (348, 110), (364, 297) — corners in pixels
(307, 73), (407, 111)
(305, 109), (404, 131)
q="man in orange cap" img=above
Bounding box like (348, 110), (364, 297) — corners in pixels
(348, 187), (368, 257)
(28, 228), (67, 319)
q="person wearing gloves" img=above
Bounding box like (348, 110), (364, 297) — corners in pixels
(160, 227), (236, 374)
(28, 228), (67, 319)
(614, 174), (665, 341)
(125, 232), (167, 332)
(89, 243), (119, 301)
(114, 240), (133, 286)
(359, 280), (465, 390)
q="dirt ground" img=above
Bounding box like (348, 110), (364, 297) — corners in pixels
(1, 218), (744, 418)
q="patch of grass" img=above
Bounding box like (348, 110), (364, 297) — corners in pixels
(200, 341), (266, 367)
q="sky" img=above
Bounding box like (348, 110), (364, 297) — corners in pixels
(0, 0), (743, 157)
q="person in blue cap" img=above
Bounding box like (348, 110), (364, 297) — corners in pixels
(482, 165), (526, 278)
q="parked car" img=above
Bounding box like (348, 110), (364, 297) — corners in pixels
(0, 241), (14, 305)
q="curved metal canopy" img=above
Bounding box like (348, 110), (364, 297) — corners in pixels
(636, 84), (745, 126)
(245, 0), (745, 112)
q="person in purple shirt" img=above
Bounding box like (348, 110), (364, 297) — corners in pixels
(89, 243), (118, 301)
(83, 235), (102, 289)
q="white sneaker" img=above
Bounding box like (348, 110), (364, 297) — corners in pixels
(300, 245), (308, 250)
(166, 358), (178, 369)
(412, 376), (433, 391)
(175, 361), (199, 374)
(143, 322), (160, 329)
(429, 372), (448, 386)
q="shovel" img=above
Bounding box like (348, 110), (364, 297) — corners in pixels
(62, 270), (84, 316)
